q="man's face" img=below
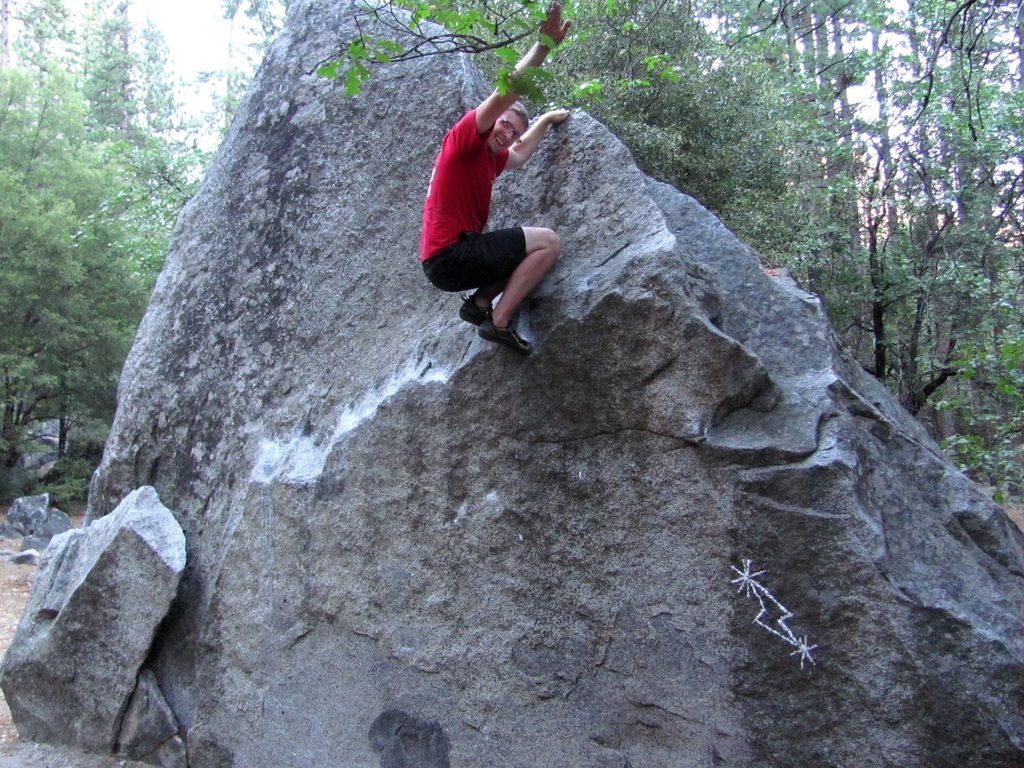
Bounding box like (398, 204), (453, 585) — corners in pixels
(488, 110), (527, 153)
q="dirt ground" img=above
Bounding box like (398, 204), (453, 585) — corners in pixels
(0, 543), (33, 748)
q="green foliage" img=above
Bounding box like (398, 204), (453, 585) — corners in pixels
(316, 0), (553, 97)
(204, 0), (290, 130)
(21, 418), (108, 506)
(82, 0), (138, 135)
(222, 0), (291, 41)
(940, 340), (1024, 499)
(9, 0), (75, 69)
(1, 0), (202, 494)
(542, 0), (798, 238)
(0, 66), (148, 458)
(706, 0), (1024, 499)
(35, 455), (94, 507)
(317, 37), (403, 94)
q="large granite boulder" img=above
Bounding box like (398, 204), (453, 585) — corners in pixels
(0, 487), (186, 754)
(83, 1), (1024, 766)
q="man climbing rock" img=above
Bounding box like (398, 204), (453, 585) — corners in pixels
(419, 2), (572, 356)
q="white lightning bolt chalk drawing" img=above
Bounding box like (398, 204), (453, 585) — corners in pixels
(731, 559), (817, 669)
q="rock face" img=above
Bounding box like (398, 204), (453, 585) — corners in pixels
(0, 487), (186, 753)
(83, 1), (1024, 766)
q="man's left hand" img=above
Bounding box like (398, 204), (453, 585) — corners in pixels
(544, 108), (571, 125)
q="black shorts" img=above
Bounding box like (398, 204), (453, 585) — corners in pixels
(422, 228), (528, 292)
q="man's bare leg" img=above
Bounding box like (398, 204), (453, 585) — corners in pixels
(472, 279), (507, 309)
(491, 227), (560, 329)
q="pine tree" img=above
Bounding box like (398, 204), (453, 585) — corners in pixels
(0, 0), (202, 500)
(82, 0), (135, 137)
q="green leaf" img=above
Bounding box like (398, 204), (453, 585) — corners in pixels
(495, 47), (520, 66)
(572, 79), (605, 102)
(377, 39), (405, 55)
(344, 63), (370, 96)
(316, 61), (340, 79)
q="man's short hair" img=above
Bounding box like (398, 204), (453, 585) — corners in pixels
(509, 101), (529, 130)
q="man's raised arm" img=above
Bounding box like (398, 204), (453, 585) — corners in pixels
(474, 2), (571, 136)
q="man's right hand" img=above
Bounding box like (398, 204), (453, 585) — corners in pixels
(476, 1), (572, 136)
(538, 1), (571, 48)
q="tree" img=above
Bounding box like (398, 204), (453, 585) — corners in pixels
(6, 0), (74, 70)
(544, 0), (803, 236)
(223, 0), (290, 45)
(710, 0), (1024, 494)
(0, 66), (148, 475)
(82, 0), (135, 136)
(313, 0), (555, 96)
(1, 0), (10, 67)
(208, 0), (289, 128)
(0, 0), (203, 499)
(79, 0), (204, 278)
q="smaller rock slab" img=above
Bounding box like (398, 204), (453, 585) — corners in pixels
(0, 487), (186, 752)
(6, 494), (50, 536)
(116, 668), (182, 765)
(4, 493), (72, 549)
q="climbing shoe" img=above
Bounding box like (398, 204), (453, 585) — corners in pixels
(459, 295), (491, 325)
(478, 319), (532, 356)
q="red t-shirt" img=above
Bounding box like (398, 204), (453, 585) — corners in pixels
(420, 109), (510, 262)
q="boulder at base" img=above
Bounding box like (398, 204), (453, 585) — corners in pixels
(5, 494), (50, 536)
(0, 487), (186, 753)
(2, 493), (73, 549)
(84, 1), (1024, 767)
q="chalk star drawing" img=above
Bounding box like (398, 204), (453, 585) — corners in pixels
(731, 559), (817, 669)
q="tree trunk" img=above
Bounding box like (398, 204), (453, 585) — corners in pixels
(868, 231), (887, 379)
(1, 0), (9, 69)
(59, 416), (69, 457)
(118, 0), (131, 133)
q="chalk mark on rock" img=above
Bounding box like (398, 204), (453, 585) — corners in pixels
(731, 559), (817, 669)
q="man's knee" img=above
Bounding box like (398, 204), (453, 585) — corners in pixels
(547, 229), (561, 258)
(537, 228), (560, 259)
(524, 226), (560, 259)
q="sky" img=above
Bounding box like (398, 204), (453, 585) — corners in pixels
(10, 0), (276, 147)
(128, 0), (237, 123)
(47, 0), (265, 132)
(130, 0), (234, 84)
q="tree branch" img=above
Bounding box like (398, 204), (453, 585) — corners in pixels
(312, 0), (537, 75)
